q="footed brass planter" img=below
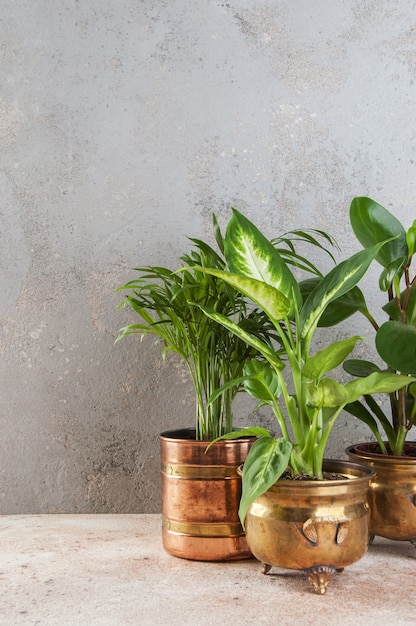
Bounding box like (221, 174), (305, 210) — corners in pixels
(160, 428), (254, 561)
(346, 442), (416, 544)
(243, 460), (375, 594)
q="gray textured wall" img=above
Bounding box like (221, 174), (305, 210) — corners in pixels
(1, 1), (415, 513)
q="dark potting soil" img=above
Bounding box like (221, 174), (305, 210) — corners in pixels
(280, 470), (348, 481)
(358, 442), (416, 458)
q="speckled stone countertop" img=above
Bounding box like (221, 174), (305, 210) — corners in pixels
(0, 514), (414, 625)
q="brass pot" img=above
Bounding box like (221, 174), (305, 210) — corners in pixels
(160, 428), (254, 561)
(243, 460), (375, 594)
(346, 442), (416, 543)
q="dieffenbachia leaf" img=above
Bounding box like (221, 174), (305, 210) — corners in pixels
(224, 208), (302, 317)
(193, 268), (290, 324)
(305, 378), (348, 408)
(300, 240), (392, 342)
(303, 336), (363, 380)
(242, 359), (281, 402)
(344, 371), (414, 403)
(239, 437), (292, 527)
(300, 278), (369, 327)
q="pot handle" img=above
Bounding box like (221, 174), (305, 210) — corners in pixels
(302, 516), (350, 545)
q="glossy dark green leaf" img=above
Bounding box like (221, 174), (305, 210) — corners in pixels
(378, 256), (405, 291)
(343, 400), (383, 440)
(350, 196), (407, 268)
(343, 359), (382, 377)
(409, 382), (416, 399)
(239, 437), (292, 527)
(376, 321), (416, 375)
(406, 220), (416, 257)
(363, 394), (396, 443)
(383, 285), (416, 326)
(344, 399), (379, 427)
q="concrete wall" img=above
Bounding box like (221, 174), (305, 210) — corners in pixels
(1, 0), (415, 513)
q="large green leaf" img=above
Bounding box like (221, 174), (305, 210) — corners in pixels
(300, 278), (368, 327)
(305, 378), (348, 408)
(303, 336), (363, 380)
(300, 241), (391, 341)
(194, 267), (290, 324)
(376, 321), (416, 375)
(224, 209), (302, 317)
(242, 359), (281, 403)
(350, 196), (407, 268)
(239, 437), (292, 527)
(343, 359), (382, 377)
(344, 371), (413, 403)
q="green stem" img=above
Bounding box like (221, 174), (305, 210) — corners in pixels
(394, 426), (408, 456)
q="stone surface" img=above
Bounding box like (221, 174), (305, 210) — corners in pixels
(0, 514), (415, 625)
(1, 2), (416, 513)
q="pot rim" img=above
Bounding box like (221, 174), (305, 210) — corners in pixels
(346, 442), (416, 464)
(237, 458), (375, 484)
(159, 427), (257, 444)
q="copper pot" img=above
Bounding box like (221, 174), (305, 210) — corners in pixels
(243, 459), (375, 594)
(160, 428), (254, 561)
(346, 442), (416, 543)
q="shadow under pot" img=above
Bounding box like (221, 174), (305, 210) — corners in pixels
(241, 459), (375, 595)
(160, 428), (255, 561)
(346, 442), (416, 545)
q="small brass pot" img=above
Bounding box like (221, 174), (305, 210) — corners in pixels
(346, 442), (416, 543)
(160, 428), (255, 561)
(242, 459), (375, 594)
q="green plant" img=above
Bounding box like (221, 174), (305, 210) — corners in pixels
(116, 225), (265, 440)
(116, 217), (337, 442)
(337, 197), (416, 456)
(194, 208), (413, 525)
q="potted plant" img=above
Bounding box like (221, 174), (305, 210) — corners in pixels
(193, 208), (412, 592)
(334, 196), (416, 544)
(116, 218), (326, 561)
(116, 224), (262, 560)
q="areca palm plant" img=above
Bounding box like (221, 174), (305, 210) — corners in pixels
(116, 216), (332, 441)
(194, 208), (413, 525)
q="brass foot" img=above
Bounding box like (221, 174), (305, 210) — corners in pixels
(307, 566), (337, 595)
(368, 533), (375, 545)
(261, 563), (272, 575)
